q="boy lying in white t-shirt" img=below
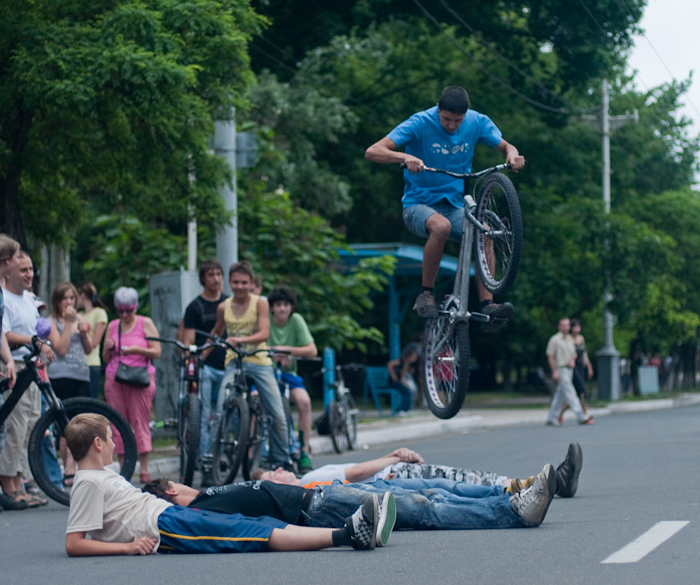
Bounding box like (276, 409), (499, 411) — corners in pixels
(64, 413), (393, 556)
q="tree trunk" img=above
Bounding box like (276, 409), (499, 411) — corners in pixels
(0, 104), (33, 250)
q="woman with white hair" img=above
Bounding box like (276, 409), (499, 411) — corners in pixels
(102, 287), (161, 483)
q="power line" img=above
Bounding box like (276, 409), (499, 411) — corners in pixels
(438, 0), (590, 111)
(260, 36), (300, 66)
(615, 0), (700, 120)
(577, 0), (609, 39)
(414, 0), (589, 115)
(250, 43), (298, 74)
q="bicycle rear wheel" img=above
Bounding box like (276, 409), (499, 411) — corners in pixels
(328, 400), (347, 453)
(344, 394), (358, 450)
(211, 393), (249, 486)
(421, 319), (470, 419)
(179, 393), (201, 486)
(474, 173), (523, 295)
(28, 397), (137, 506)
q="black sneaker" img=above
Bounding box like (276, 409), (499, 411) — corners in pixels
(481, 302), (514, 333)
(556, 442), (583, 498)
(413, 291), (438, 319)
(346, 494), (379, 550)
(509, 464), (556, 527)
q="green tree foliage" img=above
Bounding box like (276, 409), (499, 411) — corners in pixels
(243, 3), (700, 375)
(0, 0), (264, 247)
(237, 181), (396, 351)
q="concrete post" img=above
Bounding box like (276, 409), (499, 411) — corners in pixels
(214, 109), (238, 294)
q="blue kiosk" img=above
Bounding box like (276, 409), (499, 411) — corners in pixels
(337, 242), (462, 360)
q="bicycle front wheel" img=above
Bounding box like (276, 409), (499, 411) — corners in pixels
(28, 397), (137, 506)
(421, 319), (470, 419)
(242, 395), (268, 480)
(474, 172), (523, 295)
(179, 393), (201, 486)
(211, 394), (249, 486)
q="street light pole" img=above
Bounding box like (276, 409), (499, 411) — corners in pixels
(578, 79), (638, 400)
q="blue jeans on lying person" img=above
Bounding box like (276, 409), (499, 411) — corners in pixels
(307, 479), (526, 530)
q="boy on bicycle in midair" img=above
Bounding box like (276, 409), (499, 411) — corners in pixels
(365, 86), (525, 329)
(267, 285), (317, 473)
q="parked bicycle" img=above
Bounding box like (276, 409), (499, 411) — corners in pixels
(271, 355), (321, 474)
(317, 363), (361, 453)
(0, 319), (137, 506)
(145, 335), (218, 486)
(207, 338), (291, 485)
(401, 162), (523, 419)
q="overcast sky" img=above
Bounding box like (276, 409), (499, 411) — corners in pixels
(627, 0), (700, 142)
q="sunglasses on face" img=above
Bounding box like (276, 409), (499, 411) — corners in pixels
(116, 306), (136, 314)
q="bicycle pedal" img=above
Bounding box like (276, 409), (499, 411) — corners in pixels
(470, 311), (489, 322)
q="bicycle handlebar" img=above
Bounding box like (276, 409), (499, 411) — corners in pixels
(399, 161), (512, 179)
(313, 363), (365, 376)
(145, 336), (216, 354)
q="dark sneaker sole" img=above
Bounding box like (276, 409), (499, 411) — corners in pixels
(376, 492), (396, 547)
(557, 443), (583, 498)
(481, 303), (514, 332)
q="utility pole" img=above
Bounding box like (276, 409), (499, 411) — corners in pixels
(212, 109), (258, 294)
(214, 111), (238, 294)
(580, 79), (638, 401)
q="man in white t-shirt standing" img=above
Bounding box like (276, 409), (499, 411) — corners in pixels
(545, 318), (593, 426)
(0, 252), (55, 506)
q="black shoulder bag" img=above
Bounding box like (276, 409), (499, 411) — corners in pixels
(114, 322), (151, 388)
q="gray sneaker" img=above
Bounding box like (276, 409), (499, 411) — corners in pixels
(346, 494), (379, 550)
(376, 492), (396, 547)
(509, 464), (556, 527)
(413, 291), (438, 318)
(556, 443), (583, 498)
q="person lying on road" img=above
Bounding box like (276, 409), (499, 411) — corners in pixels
(64, 413), (395, 556)
(289, 444), (583, 499)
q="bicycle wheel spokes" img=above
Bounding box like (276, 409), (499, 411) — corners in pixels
(421, 319), (470, 419)
(211, 394), (248, 485)
(475, 173), (523, 295)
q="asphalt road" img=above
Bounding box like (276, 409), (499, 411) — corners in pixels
(2, 405), (699, 585)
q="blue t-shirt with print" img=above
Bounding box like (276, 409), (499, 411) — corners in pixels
(387, 106), (502, 208)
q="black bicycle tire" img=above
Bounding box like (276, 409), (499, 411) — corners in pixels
(329, 400), (348, 453)
(281, 395), (299, 474)
(180, 393), (201, 486)
(344, 394), (358, 450)
(474, 173), (523, 295)
(28, 397), (138, 506)
(421, 319), (470, 419)
(211, 394), (249, 486)
(242, 395), (266, 480)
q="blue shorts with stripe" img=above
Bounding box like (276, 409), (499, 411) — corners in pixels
(157, 505), (288, 554)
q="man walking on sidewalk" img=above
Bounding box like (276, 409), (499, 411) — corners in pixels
(545, 318), (593, 426)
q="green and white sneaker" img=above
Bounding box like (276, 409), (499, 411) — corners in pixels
(376, 492), (396, 547)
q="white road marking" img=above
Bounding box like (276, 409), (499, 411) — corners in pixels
(601, 521), (690, 564)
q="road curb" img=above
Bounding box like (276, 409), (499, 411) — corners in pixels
(143, 393), (700, 476)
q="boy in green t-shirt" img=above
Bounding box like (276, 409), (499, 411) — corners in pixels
(267, 285), (316, 472)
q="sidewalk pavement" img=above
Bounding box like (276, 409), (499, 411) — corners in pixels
(134, 393), (700, 478)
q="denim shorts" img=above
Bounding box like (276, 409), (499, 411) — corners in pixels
(402, 201), (465, 243)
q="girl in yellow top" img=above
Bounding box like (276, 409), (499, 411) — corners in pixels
(211, 261), (291, 470)
(77, 283), (109, 399)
